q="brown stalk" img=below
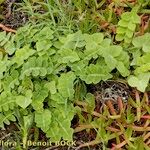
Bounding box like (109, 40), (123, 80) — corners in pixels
(75, 100), (88, 108)
(74, 124), (98, 133)
(106, 100), (116, 115)
(76, 139), (101, 150)
(144, 92), (149, 104)
(111, 140), (127, 150)
(129, 125), (150, 131)
(143, 132), (150, 141)
(0, 24), (16, 33)
(146, 139), (150, 145)
(106, 126), (120, 132)
(118, 97), (124, 114)
(144, 120), (150, 128)
(135, 90), (141, 121)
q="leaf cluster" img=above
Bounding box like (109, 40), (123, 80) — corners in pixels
(128, 33), (150, 92)
(116, 7), (141, 43)
(0, 22), (131, 142)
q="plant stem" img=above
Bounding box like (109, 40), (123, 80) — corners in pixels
(135, 90), (141, 121)
(111, 140), (127, 150)
(129, 125), (150, 131)
(76, 139), (101, 150)
(139, 9), (150, 14)
(74, 124), (98, 133)
(106, 100), (116, 115)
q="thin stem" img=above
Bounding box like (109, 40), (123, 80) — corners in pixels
(76, 139), (101, 150)
(135, 90), (141, 121)
(143, 132), (150, 141)
(139, 9), (150, 14)
(111, 140), (127, 150)
(106, 100), (116, 115)
(74, 124), (98, 133)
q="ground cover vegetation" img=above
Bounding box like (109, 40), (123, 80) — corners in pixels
(0, 0), (150, 149)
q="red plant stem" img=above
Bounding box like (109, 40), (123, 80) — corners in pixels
(106, 100), (116, 115)
(118, 97), (124, 113)
(141, 115), (150, 119)
(75, 101), (106, 119)
(111, 140), (127, 150)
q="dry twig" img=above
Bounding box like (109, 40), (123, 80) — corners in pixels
(0, 23), (16, 33)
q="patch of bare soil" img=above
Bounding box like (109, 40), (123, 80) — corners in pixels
(1, 0), (28, 29)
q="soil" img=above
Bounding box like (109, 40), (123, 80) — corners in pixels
(1, 0), (28, 29)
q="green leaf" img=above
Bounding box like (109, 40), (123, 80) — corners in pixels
(132, 33), (150, 52)
(57, 72), (76, 99)
(136, 53), (150, 65)
(0, 54), (9, 79)
(116, 61), (130, 77)
(23, 114), (34, 131)
(45, 81), (56, 95)
(0, 92), (16, 112)
(121, 12), (131, 21)
(84, 47), (100, 60)
(84, 33), (104, 44)
(115, 34), (124, 41)
(32, 82), (49, 111)
(135, 63), (150, 74)
(35, 109), (51, 132)
(128, 22), (136, 31)
(50, 93), (67, 106)
(21, 55), (53, 79)
(104, 55), (117, 70)
(71, 60), (87, 76)
(61, 31), (85, 49)
(4, 41), (16, 55)
(108, 45), (122, 57)
(46, 105), (75, 141)
(118, 20), (129, 27)
(13, 45), (35, 67)
(58, 49), (80, 63)
(85, 93), (95, 111)
(131, 13), (141, 24)
(0, 111), (16, 128)
(16, 90), (32, 109)
(128, 73), (150, 92)
(3, 70), (19, 91)
(36, 40), (52, 51)
(116, 8), (140, 43)
(34, 27), (54, 40)
(80, 64), (112, 84)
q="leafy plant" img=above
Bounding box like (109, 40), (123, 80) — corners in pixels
(128, 33), (150, 92)
(0, 22), (131, 145)
(1, 0), (150, 149)
(116, 6), (141, 43)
